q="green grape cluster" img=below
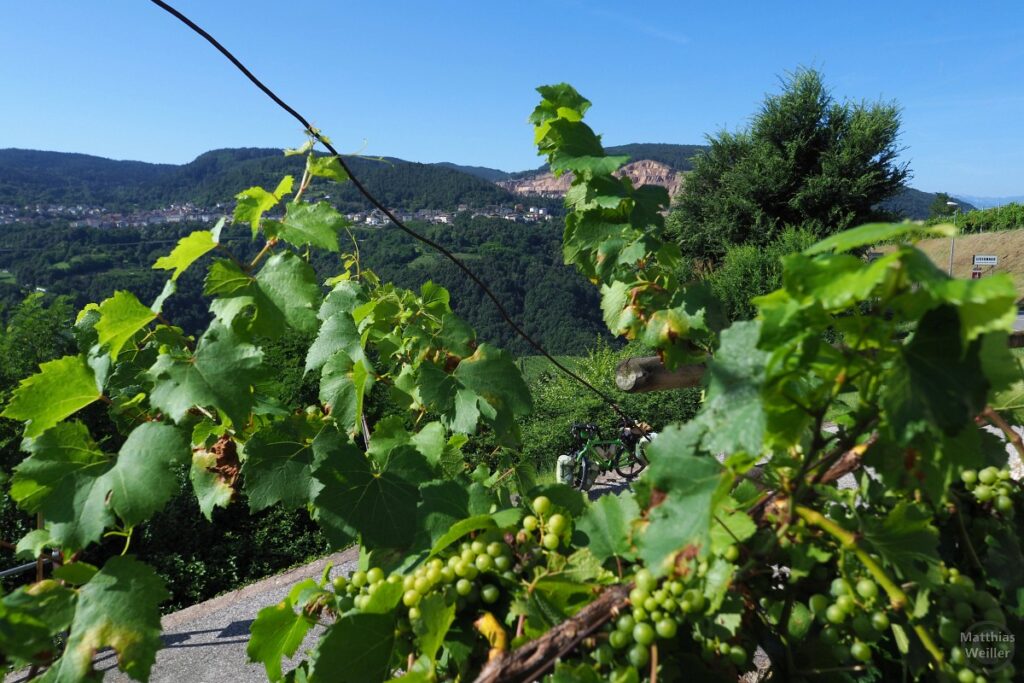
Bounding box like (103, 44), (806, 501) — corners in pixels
(519, 495), (573, 551)
(330, 529), (516, 618)
(961, 467), (1017, 516)
(807, 576), (890, 665)
(933, 567), (1015, 683)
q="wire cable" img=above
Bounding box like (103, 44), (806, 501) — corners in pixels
(148, 0), (626, 416)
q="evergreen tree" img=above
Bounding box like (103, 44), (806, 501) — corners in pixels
(667, 69), (910, 262)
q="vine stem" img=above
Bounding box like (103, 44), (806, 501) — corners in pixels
(981, 405), (1024, 461)
(794, 505), (945, 667)
(249, 238), (276, 269)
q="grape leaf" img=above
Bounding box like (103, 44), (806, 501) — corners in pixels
(306, 309), (363, 374)
(413, 593), (455, 662)
(277, 201), (346, 252)
(100, 422), (189, 526)
(2, 355), (102, 438)
(308, 612), (396, 683)
(248, 594), (315, 681)
(319, 352), (372, 435)
(190, 449), (236, 520)
(45, 556), (168, 682)
(883, 305), (987, 442)
(243, 420), (340, 511)
(10, 421), (113, 552)
(152, 230), (217, 281)
(804, 221), (954, 255)
(235, 179), (292, 235)
(208, 252), (320, 338)
(306, 155), (349, 184)
(95, 291), (157, 360)
(860, 501), (940, 584)
(313, 446), (428, 549)
(148, 322), (264, 428)
(575, 491), (639, 563)
(639, 426), (730, 574)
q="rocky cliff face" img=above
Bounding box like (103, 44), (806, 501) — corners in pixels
(496, 160), (683, 199)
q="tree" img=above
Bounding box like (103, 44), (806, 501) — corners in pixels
(929, 191), (957, 218)
(667, 68), (910, 262)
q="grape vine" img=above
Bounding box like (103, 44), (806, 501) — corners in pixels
(2, 82), (1024, 683)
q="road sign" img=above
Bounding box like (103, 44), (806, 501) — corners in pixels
(974, 255), (998, 266)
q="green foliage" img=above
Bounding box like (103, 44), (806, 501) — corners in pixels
(707, 227), (817, 321)
(940, 202), (1024, 234)
(3, 86), (1024, 683)
(667, 68), (910, 263)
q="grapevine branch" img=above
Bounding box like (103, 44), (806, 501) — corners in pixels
(471, 585), (630, 683)
(147, 0), (628, 419)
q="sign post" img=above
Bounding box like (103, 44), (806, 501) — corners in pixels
(974, 255), (999, 267)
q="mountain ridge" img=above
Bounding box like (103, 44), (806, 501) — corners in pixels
(0, 145), (984, 221)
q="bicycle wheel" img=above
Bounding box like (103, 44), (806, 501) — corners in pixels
(615, 444), (648, 480)
(573, 455), (591, 491)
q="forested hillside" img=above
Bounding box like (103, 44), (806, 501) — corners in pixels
(0, 214), (609, 355)
(0, 148), (521, 211)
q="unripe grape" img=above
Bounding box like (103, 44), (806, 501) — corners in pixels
(728, 645), (747, 666)
(542, 533), (560, 550)
(958, 669), (976, 683)
(809, 594), (829, 617)
(820, 626), (840, 645)
(471, 539), (487, 554)
(850, 641), (871, 662)
(826, 605), (847, 624)
(632, 607), (647, 622)
(408, 606), (421, 620)
(961, 469), (978, 485)
(830, 578), (852, 597)
(617, 614), (636, 633)
(481, 585), (500, 604)
(366, 567), (384, 584)
(486, 542), (504, 558)
(456, 578), (472, 596)
(628, 644), (650, 668)
(332, 576), (348, 592)
(475, 554), (494, 572)
(996, 495), (1014, 513)
(650, 610), (664, 622)
(461, 548), (476, 564)
(494, 555), (511, 572)
(870, 611), (890, 631)
(533, 496), (552, 515)
(719, 643), (731, 655)
(938, 617), (959, 643)
(414, 577), (430, 593)
(949, 646), (966, 666)
(998, 468), (1011, 481)
(655, 618), (678, 639)
(643, 597), (658, 612)
(979, 467), (999, 485)
(402, 590), (421, 607)
(723, 545), (740, 562)
(836, 595), (855, 614)
(522, 515), (539, 532)
(547, 513), (569, 535)
(635, 568), (656, 592)
(975, 485), (994, 502)
(351, 570), (368, 588)
(441, 566), (455, 583)
(856, 579), (879, 601)
(629, 587), (648, 605)
(609, 630), (629, 649)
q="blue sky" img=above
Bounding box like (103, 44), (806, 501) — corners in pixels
(1, 1), (1021, 196)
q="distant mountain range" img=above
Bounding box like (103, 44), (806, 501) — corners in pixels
(949, 194), (1024, 210)
(0, 144), (984, 221)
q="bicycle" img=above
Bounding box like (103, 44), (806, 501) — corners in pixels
(557, 419), (653, 492)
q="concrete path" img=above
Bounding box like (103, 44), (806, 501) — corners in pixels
(62, 547), (356, 683)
